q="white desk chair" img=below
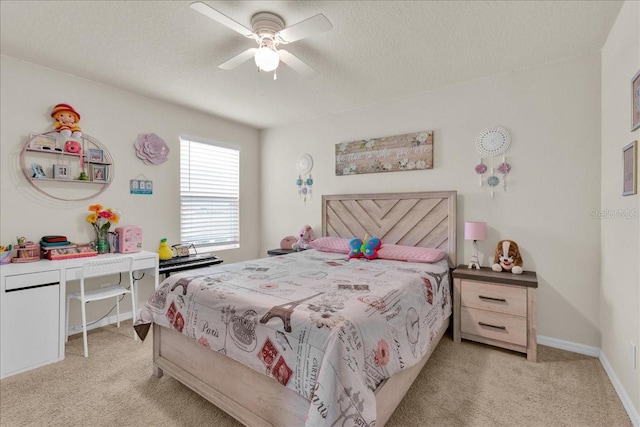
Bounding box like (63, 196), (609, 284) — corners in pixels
(65, 256), (137, 357)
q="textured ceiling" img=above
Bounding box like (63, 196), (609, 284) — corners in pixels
(0, 1), (623, 130)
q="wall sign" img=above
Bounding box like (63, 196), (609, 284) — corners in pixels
(335, 131), (433, 176)
(130, 179), (153, 195)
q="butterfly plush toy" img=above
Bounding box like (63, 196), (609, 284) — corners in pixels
(349, 234), (382, 260)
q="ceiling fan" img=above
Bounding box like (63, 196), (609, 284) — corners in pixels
(190, 1), (332, 79)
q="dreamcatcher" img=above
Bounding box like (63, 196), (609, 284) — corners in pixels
(295, 154), (314, 204)
(474, 126), (512, 198)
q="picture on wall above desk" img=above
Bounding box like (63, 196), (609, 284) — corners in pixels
(335, 131), (433, 175)
(130, 178), (153, 195)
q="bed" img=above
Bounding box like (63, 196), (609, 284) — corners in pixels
(135, 191), (457, 426)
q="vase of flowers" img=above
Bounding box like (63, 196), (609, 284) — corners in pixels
(86, 204), (120, 254)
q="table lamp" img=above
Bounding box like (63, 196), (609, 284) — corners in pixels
(465, 221), (487, 269)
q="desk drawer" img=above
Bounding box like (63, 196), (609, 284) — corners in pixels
(461, 280), (526, 316)
(5, 271), (60, 291)
(461, 306), (526, 346)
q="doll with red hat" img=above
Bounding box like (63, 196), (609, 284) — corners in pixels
(51, 103), (82, 138)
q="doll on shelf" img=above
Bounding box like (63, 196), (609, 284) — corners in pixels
(51, 103), (82, 138)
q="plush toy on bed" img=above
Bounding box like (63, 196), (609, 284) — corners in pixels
(491, 239), (524, 274)
(349, 234), (382, 260)
(291, 225), (316, 251)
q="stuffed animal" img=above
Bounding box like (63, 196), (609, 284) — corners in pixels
(492, 240), (524, 274)
(291, 225), (315, 251)
(51, 103), (82, 138)
(280, 236), (297, 250)
(349, 234), (382, 260)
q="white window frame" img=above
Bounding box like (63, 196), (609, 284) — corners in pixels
(179, 135), (240, 252)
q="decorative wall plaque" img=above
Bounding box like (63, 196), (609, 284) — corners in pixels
(335, 131), (433, 176)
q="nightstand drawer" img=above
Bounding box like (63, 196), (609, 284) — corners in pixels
(461, 306), (527, 346)
(461, 280), (526, 316)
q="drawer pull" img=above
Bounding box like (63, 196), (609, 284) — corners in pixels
(478, 295), (507, 303)
(478, 322), (506, 330)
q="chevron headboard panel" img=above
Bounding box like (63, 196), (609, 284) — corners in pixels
(322, 191), (457, 265)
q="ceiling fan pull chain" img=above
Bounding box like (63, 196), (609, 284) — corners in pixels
(274, 70), (277, 81)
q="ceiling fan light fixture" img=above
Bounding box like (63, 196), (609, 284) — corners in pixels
(254, 45), (279, 72)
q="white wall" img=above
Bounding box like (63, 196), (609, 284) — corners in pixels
(600, 0), (640, 419)
(0, 56), (261, 322)
(260, 52), (603, 348)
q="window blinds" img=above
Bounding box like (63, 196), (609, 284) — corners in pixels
(180, 136), (240, 249)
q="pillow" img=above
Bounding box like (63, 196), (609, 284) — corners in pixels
(309, 237), (351, 254)
(377, 244), (447, 263)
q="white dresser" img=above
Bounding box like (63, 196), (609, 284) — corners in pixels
(0, 251), (159, 378)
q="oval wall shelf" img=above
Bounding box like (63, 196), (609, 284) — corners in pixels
(20, 131), (114, 202)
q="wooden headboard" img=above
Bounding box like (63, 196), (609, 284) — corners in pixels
(322, 191), (457, 265)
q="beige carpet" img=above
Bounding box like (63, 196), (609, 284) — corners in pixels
(0, 322), (631, 427)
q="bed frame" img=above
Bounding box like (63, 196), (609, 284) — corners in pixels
(152, 191), (457, 426)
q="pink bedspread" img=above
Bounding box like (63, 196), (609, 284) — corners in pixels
(136, 249), (451, 426)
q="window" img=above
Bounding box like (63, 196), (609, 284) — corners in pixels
(180, 135), (240, 251)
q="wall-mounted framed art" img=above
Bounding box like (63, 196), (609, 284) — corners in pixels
(335, 131), (433, 176)
(622, 140), (637, 196)
(632, 70), (640, 132)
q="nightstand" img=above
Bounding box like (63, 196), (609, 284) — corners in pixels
(452, 266), (538, 361)
(267, 248), (303, 256)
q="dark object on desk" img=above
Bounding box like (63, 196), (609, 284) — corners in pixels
(42, 235), (68, 243)
(159, 253), (223, 277)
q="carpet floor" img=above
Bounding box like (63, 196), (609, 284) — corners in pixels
(0, 321), (632, 427)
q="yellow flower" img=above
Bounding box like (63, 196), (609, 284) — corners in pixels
(86, 204), (121, 228)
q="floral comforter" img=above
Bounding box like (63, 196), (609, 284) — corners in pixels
(135, 250), (451, 426)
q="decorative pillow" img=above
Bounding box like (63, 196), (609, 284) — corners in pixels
(348, 236), (382, 260)
(377, 245), (446, 263)
(309, 237), (351, 254)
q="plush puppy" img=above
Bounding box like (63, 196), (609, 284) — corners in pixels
(291, 225), (316, 251)
(492, 240), (524, 274)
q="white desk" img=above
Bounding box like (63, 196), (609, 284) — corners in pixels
(0, 251), (158, 379)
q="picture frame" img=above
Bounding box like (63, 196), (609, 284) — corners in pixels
(31, 163), (45, 178)
(335, 130), (434, 176)
(90, 164), (108, 182)
(623, 140), (637, 196)
(28, 134), (59, 151)
(633, 70), (640, 132)
(52, 164), (70, 180)
(88, 148), (104, 163)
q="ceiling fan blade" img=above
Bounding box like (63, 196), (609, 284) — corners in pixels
(277, 14), (332, 43)
(219, 48), (257, 70)
(190, 1), (254, 38)
(279, 50), (318, 78)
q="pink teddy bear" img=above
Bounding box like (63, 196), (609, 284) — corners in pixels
(292, 225), (315, 251)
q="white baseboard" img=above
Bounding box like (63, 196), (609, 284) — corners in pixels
(66, 310), (135, 336)
(537, 334), (600, 357)
(600, 351), (640, 427)
(538, 335), (638, 426)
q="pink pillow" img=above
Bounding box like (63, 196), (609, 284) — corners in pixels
(377, 244), (446, 263)
(309, 237), (351, 254)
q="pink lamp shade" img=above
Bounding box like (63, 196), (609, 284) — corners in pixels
(464, 221), (487, 241)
